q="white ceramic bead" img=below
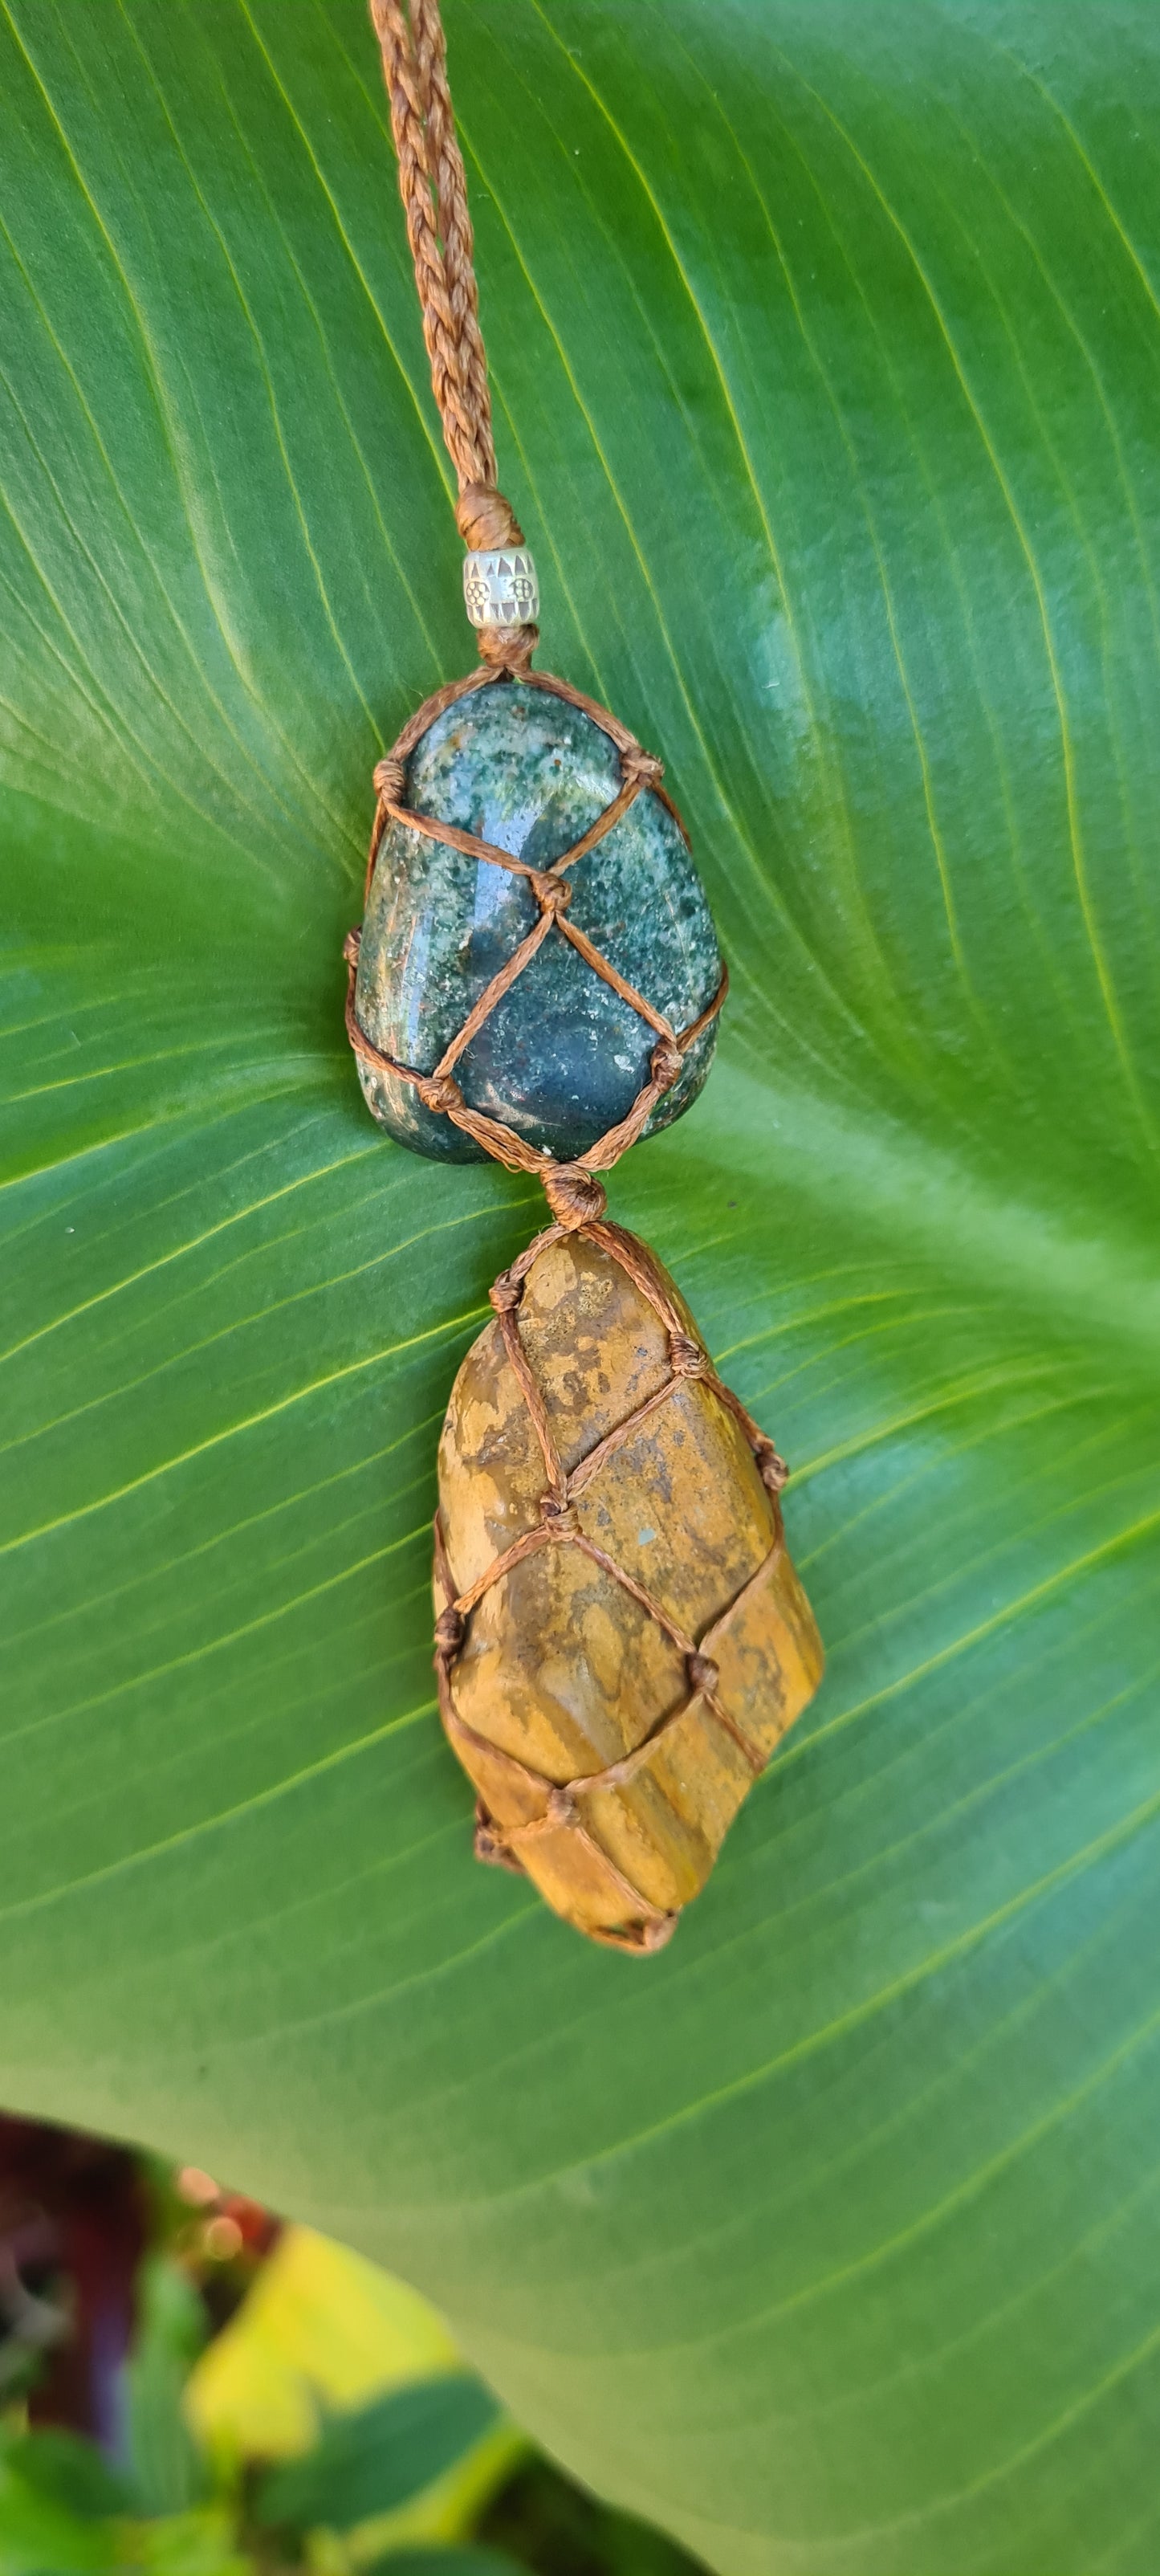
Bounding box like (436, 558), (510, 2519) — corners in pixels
(462, 548), (539, 628)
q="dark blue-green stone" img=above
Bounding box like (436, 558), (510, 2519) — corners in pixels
(353, 680), (722, 1165)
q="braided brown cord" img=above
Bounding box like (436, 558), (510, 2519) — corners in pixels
(344, 663), (727, 1215)
(369, 0), (492, 490)
(433, 1217), (790, 1954)
(368, 0), (538, 662)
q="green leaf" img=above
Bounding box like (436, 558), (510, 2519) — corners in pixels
(366, 2554), (525, 2576)
(2, 4), (1158, 2572)
(0, 2450), (119, 2576)
(253, 2378), (499, 2535)
(125, 2259), (210, 2520)
(0, 2433), (134, 2526)
(123, 2505), (251, 2576)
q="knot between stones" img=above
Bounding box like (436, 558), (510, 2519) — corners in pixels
(650, 1034), (685, 1092)
(489, 1273), (523, 1316)
(621, 746), (664, 793)
(755, 1438), (790, 1494)
(455, 483), (525, 551)
(433, 1605), (466, 1664)
(373, 756), (406, 804)
(539, 1489), (579, 1537)
(544, 1783), (580, 1831)
(531, 870), (572, 915)
(543, 1164), (608, 1229)
(418, 1070), (464, 1115)
(686, 1649), (720, 1699)
(669, 1332), (706, 1380)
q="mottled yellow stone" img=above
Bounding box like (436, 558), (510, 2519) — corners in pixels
(434, 1230), (823, 1946)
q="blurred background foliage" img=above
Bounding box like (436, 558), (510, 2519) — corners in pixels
(0, 2118), (699, 2576)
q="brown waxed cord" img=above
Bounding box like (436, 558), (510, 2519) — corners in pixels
(352, 733), (762, 1953)
(361, 2), (792, 1950)
(369, 0), (538, 666)
(359, 0), (728, 1204)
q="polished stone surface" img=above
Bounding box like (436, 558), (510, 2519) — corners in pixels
(354, 679), (722, 1164)
(435, 1229), (824, 1943)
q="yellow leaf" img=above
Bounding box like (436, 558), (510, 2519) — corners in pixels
(185, 2228), (458, 2463)
(184, 2228), (519, 2555)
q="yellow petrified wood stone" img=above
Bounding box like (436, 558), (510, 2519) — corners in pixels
(434, 1229), (823, 1948)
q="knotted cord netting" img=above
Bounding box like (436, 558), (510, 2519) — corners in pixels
(350, 0), (799, 1949)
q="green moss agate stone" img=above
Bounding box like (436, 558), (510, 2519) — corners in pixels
(353, 679), (722, 1164)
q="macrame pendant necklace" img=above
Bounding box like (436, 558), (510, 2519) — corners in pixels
(348, 0), (824, 1953)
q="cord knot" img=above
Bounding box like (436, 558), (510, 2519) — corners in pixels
(754, 1438), (790, 1494)
(476, 622), (538, 674)
(343, 927), (362, 968)
(650, 1034), (684, 1091)
(542, 1164), (608, 1229)
(669, 1332), (706, 1380)
(473, 1808), (525, 1875)
(433, 1604), (465, 1662)
(621, 746), (664, 793)
(531, 871), (572, 914)
(373, 756), (407, 804)
(686, 1650), (720, 1698)
(456, 483), (525, 551)
(488, 1273), (523, 1315)
(544, 1783), (580, 1830)
(419, 1070), (463, 1115)
(539, 1489), (579, 1536)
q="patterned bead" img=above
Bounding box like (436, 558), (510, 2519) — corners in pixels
(462, 548), (539, 628)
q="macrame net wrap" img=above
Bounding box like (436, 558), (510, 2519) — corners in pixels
(433, 1216), (790, 1954)
(356, 0), (806, 1950)
(344, 662), (727, 1212)
(344, 665), (796, 1954)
